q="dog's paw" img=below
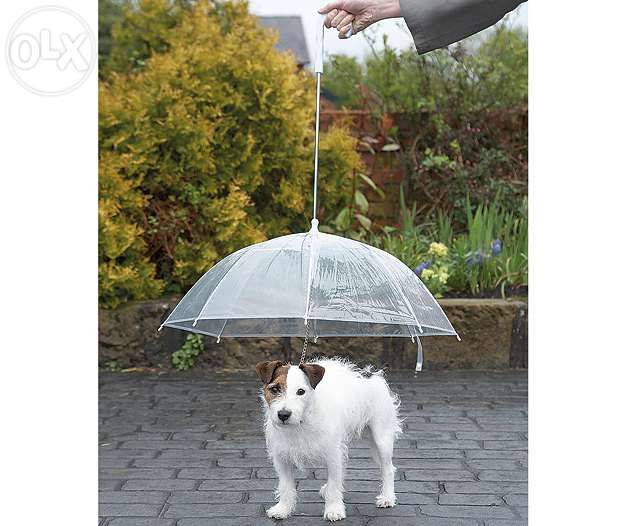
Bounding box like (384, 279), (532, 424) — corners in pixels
(376, 494), (396, 508)
(266, 502), (294, 520)
(323, 501), (346, 522)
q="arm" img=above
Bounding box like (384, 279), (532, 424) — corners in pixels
(319, 1), (526, 53)
(401, 0), (526, 54)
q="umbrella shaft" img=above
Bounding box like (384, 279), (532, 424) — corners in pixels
(313, 72), (322, 220)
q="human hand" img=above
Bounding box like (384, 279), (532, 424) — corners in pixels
(318, 1), (401, 38)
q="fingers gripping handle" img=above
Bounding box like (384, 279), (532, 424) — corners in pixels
(314, 14), (326, 73)
(314, 13), (353, 74)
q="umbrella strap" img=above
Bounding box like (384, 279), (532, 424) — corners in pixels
(299, 321), (311, 366)
(415, 337), (423, 373)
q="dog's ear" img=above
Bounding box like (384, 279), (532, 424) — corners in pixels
(255, 360), (284, 385)
(299, 363), (325, 389)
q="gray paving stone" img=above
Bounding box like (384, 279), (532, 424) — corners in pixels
(164, 503), (264, 518)
(443, 481), (528, 494)
(216, 456), (273, 468)
(100, 468), (175, 480)
(484, 440), (528, 450)
(167, 491), (244, 504)
(133, 458), (212, 468)
(439, 493), (504, 505)
(404, 469), (475, 481)
(108, 519), (175, 526)
(101, 450), (160, 459)
(199, 479), (276, 491)
(417, 439), (481, 449)
(121, 479), (198, 491)
(100, 458), (134, 468)
(421, 503), (515, 519)
(176, 468), (251, 479)
(177, 519), (276, 526)
(485, 521), (528, 526)
(478, 470), (528, 482)
(99, 491), (167, 504)
(100, 480), (124, 491)
(100, 370), (528, 524)
(368, 519), (477, 526)
(456, 432), (522, 440)
(465, 459), (523, 470)
(120, 440), (204, 450)
(354, 504), (418, 516)
(99, 503), (162, 517)
(504, 494), (528, 506)
(464, 449), (527, 460)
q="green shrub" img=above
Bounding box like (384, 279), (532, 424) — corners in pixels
(324, 26), (528, 226)
(99, 0), (363, 307)
(172, 334), (204, 371)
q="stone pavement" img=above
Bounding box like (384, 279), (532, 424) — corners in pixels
(99, 369), (528, 526)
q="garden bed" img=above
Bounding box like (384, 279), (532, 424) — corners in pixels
(99, 296), (527, 372)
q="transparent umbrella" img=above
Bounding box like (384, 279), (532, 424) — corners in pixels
(159, 18), (459, 370)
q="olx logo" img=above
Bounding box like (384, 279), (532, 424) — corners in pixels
(5, 6), (95, 96)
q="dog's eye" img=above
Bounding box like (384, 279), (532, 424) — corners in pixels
(270, 386), (280, 394)
(296, 388), (305, 396)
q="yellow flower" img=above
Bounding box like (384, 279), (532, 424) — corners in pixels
(421, 268), (434, 280)
(429, 242), (448, 258)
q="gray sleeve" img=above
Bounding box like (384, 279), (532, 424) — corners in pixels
(400, 0), (526, 54)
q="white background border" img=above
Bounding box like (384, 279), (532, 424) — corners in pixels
(1, 0), (643, 524)
(0, 1), (97, 524)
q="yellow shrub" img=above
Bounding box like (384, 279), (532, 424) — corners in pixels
(99, 0), (363, 306)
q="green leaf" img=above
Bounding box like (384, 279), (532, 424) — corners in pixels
(354, 190), (369, 213)
(334, 207), (351, 230)
(358, 173), (385, 198)
(355, 213), (372, 231)
(381, 143), (400, 152)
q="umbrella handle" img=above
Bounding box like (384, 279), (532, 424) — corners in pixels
(312, 13), (352, 220)
(314, 13), (353, 74)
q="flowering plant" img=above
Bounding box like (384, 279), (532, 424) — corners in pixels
(414, 242), (451, 297)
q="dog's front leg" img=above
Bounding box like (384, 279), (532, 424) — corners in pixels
(266, 456), (297, 519)
(320, 448), (346, 521)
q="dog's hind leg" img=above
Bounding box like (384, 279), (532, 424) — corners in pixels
(369, 421), (397, 508)
(321, 446), (347, 521)
(365, 427), (382, 467)
(266, 456), (297, 519)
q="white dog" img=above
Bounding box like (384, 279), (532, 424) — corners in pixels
(255, 357), (402, 522)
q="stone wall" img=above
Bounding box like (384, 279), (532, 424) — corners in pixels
(99, 298), (527, 371)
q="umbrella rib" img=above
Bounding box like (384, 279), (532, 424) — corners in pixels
(191, 247), (250, 327)
(215, 234), (296, 333)
(303, 230), (319, 327)
(366, 245), (424, 334)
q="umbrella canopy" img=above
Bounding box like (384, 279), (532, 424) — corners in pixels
(159, 18), (459, 370)
(161, 219), (457, 341)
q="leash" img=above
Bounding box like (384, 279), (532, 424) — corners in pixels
(299, 321), (311, 366)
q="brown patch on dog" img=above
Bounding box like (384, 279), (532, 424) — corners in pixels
(299, 363), (325, 389)
(256, 360), (290, 404)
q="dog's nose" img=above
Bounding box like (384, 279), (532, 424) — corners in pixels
(277, 409), (292, 422)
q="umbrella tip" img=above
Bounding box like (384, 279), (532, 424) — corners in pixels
(310, 218), (319, 232)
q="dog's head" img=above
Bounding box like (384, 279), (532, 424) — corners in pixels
(255, 360), (325, 427)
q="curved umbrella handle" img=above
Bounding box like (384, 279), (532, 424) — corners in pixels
(314, 13), (352, 74)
